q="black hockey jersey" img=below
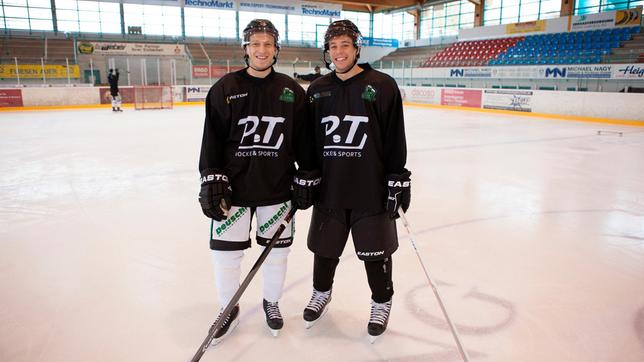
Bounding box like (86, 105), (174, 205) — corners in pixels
(199, 68), (312, 207)
(306, 63), (407, 211)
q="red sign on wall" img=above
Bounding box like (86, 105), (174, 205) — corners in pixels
(0, 89), (24, 107)
(192, 65), (244, 78)
(98, 87), (135, 104)
(441, 89), (482, 108)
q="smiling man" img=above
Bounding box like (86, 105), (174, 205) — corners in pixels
(198, 19), (315, 345)
(302, 20), (412, 343)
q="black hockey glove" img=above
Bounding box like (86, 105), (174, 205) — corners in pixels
(199, 169), (232, 221)
(291, 170), (321, 210)
(385, 169), (411, 219)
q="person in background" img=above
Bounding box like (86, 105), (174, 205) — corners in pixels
(294, 65), (322, 83)
(107, 69), (122, 112)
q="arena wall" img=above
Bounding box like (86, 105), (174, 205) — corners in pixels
(1, 85), (643, 124)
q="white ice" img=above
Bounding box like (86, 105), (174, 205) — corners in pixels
(1, 105), (643, 362)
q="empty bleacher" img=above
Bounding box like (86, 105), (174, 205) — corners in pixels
(379, 44), (446, 65)
(0, 37), (74, 62)
(1, 37), (46, 61)
(494, 26), (640, 65)
(44, 38), (74, 61)
(424, 37), (521, 67)
(186, 42), (321, 64)
(607, 29), (644, 63)
(422, 26), (642, 67)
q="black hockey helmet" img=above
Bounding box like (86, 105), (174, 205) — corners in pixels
(242, 19), (280, 68)
(242, 19), (280, 48)
(323, 20), (363, 71)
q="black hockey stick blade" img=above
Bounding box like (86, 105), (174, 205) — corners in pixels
(190, 207), (297, 362)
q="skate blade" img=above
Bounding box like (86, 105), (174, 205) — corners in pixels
(368, 330), (386, 344)
(304, 305), (329, 329)
(269, 328), (280, 337)
(210, 317), (240, 346)
(369, 334), (379, 344)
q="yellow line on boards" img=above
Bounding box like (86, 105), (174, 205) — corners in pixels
(403, 102), (644, 127)
(0, 102), (204, 112)
(2, 100), (642, 127)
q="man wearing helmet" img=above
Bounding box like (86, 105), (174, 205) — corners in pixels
(198, 19), (316, 345)
(302, 20), (411, 342)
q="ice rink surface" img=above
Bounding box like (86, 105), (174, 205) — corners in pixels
(1, 104), (643, 362)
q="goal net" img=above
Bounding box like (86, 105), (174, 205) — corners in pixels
(134, 86), (173, 110)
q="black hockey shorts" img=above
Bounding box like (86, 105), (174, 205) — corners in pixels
(307, 206), (398, 261)
(209, 201), (294, 251)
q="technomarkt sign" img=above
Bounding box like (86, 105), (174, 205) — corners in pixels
(209, 0), (340, 17)
(184, 0), (234, 9)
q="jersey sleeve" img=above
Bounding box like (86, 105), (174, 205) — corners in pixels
(381, 79), (407, 174)
(198, 83), (229, 174)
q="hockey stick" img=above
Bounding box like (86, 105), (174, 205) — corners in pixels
(292, 57), (299, 78)
(398, 210), (470, 362)
(190, 207), (297, 362)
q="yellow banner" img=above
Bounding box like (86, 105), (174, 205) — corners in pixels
(506, 20), (546, 34)
(615, 8), (642, 26)
(0, 64), (81, 79)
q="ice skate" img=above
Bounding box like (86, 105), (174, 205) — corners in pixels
(210, 304), (240, 346)
(368, 299), (391, 343)
(263, 299), (283, 337)
(303, 288), (331, 329)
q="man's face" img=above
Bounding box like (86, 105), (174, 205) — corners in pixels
(327, 34), (358, 73)
(245, 32), (277, 70)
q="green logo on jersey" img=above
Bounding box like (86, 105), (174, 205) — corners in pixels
(212, 207), (249, 238)
(279, 87), (294, 103)
(361, 85), (376, 102)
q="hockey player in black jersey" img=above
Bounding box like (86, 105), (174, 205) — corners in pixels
(302, 20), (411, 343)
(294, 65), (322, 83)
(198, 19), (317, 345)
(107, 69), (122, 112)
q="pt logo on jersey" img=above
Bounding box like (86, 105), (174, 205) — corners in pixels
(321, 115), (368, 157)
(279, 88), (294, 103)
(361, 85), (376, 102)
(236, 116), (285, 156)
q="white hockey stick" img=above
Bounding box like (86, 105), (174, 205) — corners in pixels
(292, 57), (299, 78)
(398, 209), (470, 362)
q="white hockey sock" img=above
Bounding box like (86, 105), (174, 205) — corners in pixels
(212, 250), (243, 307)
(262, 247), (290, 303)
